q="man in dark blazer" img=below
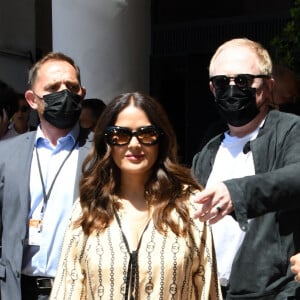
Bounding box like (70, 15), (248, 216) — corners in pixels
(192, 38), (300, 299)
(0, 52), (93, 299)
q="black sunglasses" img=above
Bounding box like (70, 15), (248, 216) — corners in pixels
(210, 74), (270, 90)
(105, 125), (163, 146)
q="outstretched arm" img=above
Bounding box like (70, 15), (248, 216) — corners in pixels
(192, 182), (233, 224)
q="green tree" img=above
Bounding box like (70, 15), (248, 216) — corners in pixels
(271, 0), (300, 73)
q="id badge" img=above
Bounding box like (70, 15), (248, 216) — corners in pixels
(28, 219), (43, 246)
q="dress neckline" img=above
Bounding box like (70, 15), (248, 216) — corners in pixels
(114, 209), (151, 299)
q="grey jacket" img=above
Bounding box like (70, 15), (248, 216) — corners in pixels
(192, 110), (300, 299)
(0, 128), (92, 300)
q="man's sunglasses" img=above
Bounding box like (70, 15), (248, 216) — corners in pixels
(105, 125), (163, 146)
(210, 74), (270, 90)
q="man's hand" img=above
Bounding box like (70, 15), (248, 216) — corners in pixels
(291, 253), (300, 283)
(192, 182), (234, 224)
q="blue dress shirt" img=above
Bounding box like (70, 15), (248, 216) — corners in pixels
(22, 124), (80, 277)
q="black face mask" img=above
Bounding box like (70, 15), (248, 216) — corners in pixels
(43, 89), (82, 129)
(215, 85), (259, 127)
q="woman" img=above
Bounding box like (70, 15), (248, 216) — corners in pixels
(51, 92), (221, 299)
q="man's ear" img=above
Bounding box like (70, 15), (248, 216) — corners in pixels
(25, 90), (38, 109)
(81, 86), (87, 99)
(263, 77), (276, 107)
(267, 77), (275, 92)
(209, 81), (215, 96)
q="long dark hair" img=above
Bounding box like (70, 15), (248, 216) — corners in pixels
(78, 92), (202, 236)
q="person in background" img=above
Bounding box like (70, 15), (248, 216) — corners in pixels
(1, 92), (35, 140)
(192, 38), (300, 299)
(79, 97), (106, 132)
(0, 79), (19, 139)
(50, 91), (222, 300)
(0, 52), (92, 300)
(272, 64), (300, 115)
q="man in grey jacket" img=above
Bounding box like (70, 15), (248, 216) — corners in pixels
(0, 52), (92, 299)
(192, 38), (300, 299)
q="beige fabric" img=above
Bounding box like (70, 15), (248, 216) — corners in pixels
(51, 196), (222, 300)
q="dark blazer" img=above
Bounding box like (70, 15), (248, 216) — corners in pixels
(0, 127), (92, 300)
(192, 110), (300, 299)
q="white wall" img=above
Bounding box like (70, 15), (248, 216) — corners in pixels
(52, 0), (150, 103)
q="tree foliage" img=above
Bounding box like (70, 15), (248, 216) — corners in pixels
(271, 0), (300, 73)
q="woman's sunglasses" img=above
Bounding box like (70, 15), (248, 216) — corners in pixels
(210, 74), (270, 90)
(105, 125), (163, 146)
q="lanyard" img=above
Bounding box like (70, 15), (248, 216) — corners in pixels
(35, 139), (78, 220)
(114, 209), (150, 300)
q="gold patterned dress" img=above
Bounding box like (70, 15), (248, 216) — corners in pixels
(50, 197), (222, 300)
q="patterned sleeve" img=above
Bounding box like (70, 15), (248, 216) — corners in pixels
(189, 192), (223, 300)
(50, 199), (87, 300)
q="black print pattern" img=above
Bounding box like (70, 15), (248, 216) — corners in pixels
(50, 197), (222, 299)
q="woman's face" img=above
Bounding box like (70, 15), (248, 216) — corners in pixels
(110, 104), (159, 180)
